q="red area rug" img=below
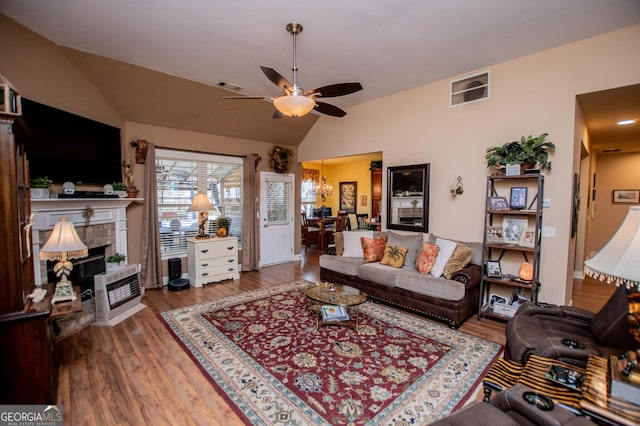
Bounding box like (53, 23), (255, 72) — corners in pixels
(160, 280), (501, 425)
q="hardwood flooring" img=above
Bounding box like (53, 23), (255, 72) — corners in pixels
(54, 247), (614, 425)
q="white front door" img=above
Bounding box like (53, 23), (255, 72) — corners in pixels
(259, 172), (294, 266)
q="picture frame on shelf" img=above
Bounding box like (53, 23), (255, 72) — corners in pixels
(488, 196), (509, 211)
(509, 187), (528, 209)
(612, 189), (640, 204)
(519, 228), (536, 248)
(486, 260), (502, 278)
(489, 292), (508, 308)
(502, 216), (528, 244)
(486, 226), (503, 243)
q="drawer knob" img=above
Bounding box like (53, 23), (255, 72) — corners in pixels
(227, 246), (234, 250)
(200, 263), (209, 267)
(228, 268), (235, 272)
(201, 272), (208, 277)
(200, 249), (209, 254)
(227, 259), (234, 263)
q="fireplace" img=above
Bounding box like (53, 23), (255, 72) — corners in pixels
(31, 198), (138, 289)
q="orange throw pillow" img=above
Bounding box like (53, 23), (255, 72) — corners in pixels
(361, 236), (387, 263)
(417, 242), (440, 274)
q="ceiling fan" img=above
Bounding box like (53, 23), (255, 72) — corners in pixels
(223, 23), (362, 119)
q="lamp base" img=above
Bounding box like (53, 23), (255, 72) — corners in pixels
(52, 280), (77, 304)
(195, 234), (210, 239)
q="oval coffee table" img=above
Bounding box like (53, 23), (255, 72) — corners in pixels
(303, 282), (368, 333)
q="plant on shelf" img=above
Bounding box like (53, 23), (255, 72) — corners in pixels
(30, 176), (53, 188)
(486, 133), (556, 174)
(105, 252), (126, 271)
(112, 182), (128, 191)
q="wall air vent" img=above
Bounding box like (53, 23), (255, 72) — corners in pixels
(450, 71), (490, 107)
(601, 148), (622, 153)
(217, 81), (244, 92)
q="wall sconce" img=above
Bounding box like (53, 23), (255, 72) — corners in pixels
(450, 176), (464, 197)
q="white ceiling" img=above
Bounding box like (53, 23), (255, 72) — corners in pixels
(2, 0), (639, 147)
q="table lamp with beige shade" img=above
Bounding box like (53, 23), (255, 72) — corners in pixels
(187, 192), (214, 239)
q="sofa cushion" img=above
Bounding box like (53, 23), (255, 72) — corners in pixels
(395, 269), (466, 301)
(380, 244), (408, 267)
(431, 238), (457, 277)
(361, 236), (387, 262)
(590, 285), (631, 347)
(319, 254), (365, 276)
(387, 232), (423, 270)
(342, 230), (374, 258)
(357, 262), (398, 287)
(443, 242), (473, 279)
(428, 234), (483, 266)
(417, 242), (440, 274)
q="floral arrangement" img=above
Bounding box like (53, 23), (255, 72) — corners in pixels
(268, 145), (293, 173)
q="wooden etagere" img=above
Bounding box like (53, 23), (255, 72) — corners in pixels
(478, 174), (544, 321)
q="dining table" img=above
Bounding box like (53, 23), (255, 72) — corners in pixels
(307, 216), (337, 250)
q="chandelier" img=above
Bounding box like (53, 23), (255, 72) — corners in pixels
(313, 160), (333, 202)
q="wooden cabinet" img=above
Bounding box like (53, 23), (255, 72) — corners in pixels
(0, 114), (54, 403)
(478, 174), (544, 321)
(187, 237), (239, 287)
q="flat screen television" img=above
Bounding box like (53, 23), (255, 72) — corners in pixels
(19, 98), (122, 185)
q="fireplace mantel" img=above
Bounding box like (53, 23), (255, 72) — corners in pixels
(31, 197), (142, 285)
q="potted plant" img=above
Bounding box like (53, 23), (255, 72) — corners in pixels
(127, 184), (139, 198)
(105, 252), (127, 271)
(216, 217), (231, 237)
(112, 182), (128, 197)
(486, 133), (556, 174)
(30, 176), (53, 199)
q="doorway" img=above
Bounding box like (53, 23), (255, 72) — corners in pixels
(259, 172), (295, 266)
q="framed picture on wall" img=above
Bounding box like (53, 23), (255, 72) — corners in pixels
(612, 189), (640, 204)
(339, 182), (357, 213)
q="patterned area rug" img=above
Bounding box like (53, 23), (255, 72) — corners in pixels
(159, 280), (502, 425)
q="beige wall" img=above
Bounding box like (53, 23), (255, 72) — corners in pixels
(590, 152), (640, 252)
(299, 24), (640, 304)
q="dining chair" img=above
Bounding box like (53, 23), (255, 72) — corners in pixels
(301, 212), (320, 250)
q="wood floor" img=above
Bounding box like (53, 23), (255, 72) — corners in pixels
(54, 248), (615, 425)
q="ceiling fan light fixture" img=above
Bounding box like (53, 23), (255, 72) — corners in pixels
(273, 94), (315, 118)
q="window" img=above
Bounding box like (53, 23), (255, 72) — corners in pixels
(156, 149), (243, 258)
(301, 180), (316, 217)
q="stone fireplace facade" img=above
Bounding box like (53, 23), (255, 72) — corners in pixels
(31, 198), (137, 286)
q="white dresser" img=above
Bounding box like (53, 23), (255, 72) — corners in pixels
(187, 237), (239, 287)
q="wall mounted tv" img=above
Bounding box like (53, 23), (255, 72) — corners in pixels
(20, 98), (122, 185)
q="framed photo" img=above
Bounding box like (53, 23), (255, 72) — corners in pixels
(612, 189), (640, 204)
(519, 228), (536, 248)
(339, 181), (357, 213)
(486, 261), (502, 278)
(502, 216), (528, 244)
(510, 187), (528, 209)
(489, 292), (507, 308)
(488, 196), (509, 211)
(486, 225), (503, 243)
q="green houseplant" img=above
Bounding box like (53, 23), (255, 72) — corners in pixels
(30, 176), (53, 199)
(486, 133), (556, 174)
(216, 217), (231, 237)
(105, 252), (127, 271)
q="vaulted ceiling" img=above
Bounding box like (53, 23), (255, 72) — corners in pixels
(2, 1), (639, 147)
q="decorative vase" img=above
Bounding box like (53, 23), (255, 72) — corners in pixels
(127, 189), (138, 198)
(106, 261), (125, 272)
(114, 190), (127, 198)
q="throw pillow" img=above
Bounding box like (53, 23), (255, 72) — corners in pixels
(342, 230), (374, 258)
(387, 232), (423, 270)
(417, 242), (440, 274)
(443, 242), (473, 279)
(431, 238), (457, 277)
(380, 244), (408, 268)
(361, 236), (387, 262)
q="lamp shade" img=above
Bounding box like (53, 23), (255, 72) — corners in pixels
(187, 193), (214, 212)
(584, 205), (640, 289)
(39, 217), (88, 261)
(273, 95), (315, 118)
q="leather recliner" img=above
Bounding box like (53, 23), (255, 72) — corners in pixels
(430, 384), (595, 425)
(504, 285), (637, 369)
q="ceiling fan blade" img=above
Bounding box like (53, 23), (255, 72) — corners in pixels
(261, 66), (292, 92)
(305, 82), (363, 98)
(314, 101), (347, 117)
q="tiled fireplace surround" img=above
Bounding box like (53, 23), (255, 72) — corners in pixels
(31, 198), (137, 286)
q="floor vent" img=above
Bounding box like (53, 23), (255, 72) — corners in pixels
(450, 71), (490, 107)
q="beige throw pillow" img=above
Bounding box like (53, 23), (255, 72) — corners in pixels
(443, 242), (473, 279)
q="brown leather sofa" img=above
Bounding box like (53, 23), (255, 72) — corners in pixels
(430, 384), (595, 425)
(504, 285), (637, 369)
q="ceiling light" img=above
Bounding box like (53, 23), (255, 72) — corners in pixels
(273, 93), (316, 118)
(617, 119), (637, 126)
